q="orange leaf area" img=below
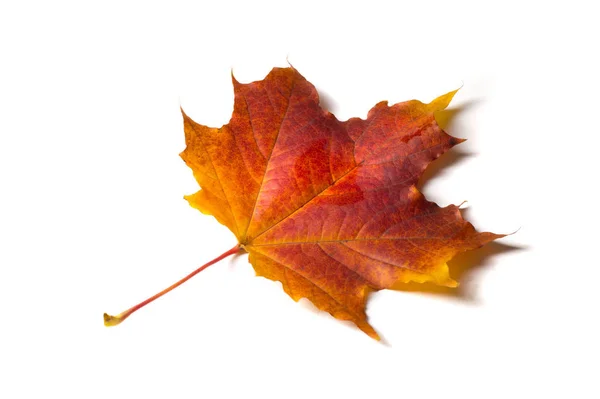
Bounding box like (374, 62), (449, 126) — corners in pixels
(181, 67), (502, 339)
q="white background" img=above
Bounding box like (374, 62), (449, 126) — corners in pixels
(1, 1), (598, 398)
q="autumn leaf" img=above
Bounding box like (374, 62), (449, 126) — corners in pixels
(105, 66), (503, 339)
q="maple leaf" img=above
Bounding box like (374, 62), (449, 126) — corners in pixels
(105, 67), (503, 339)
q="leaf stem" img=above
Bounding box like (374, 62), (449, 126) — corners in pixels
(104, 244), (242, 327)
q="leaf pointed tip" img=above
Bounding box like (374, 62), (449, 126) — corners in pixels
(358, 322), (381, 341)
(285, 55), (294, 69)
(230, 68), (240, 85)
(430, 88), (460, 111)
(450, 136), (467, 146)
(364, 329), (381, 341)
(180, 106), (192, 121)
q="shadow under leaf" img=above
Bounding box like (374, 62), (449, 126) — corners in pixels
(390, 241), (524, 303)
(318, 90), (339, 115)
(435, 99), (481, 131)
(417, 149), (473, 192)
(395, 100), (522, 303)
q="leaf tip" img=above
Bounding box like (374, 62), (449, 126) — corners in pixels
(449, 136), (467, 147)
(230, 68), (240, 85)
(180, 105), (189, 118)
(360, 324), (381, 341)
(429, 88), (460, 111)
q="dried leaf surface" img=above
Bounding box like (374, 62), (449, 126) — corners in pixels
(181, 67), (501, 339)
